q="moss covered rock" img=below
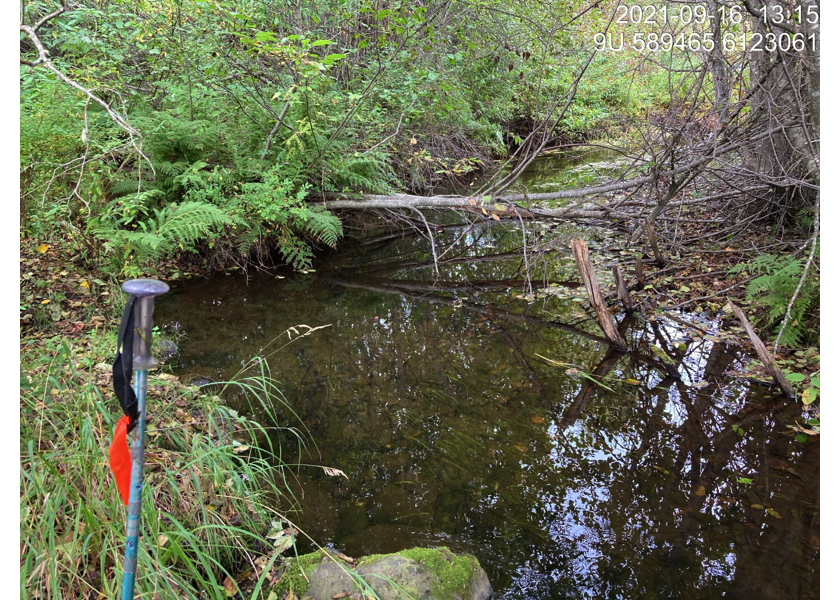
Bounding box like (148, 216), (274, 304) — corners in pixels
(277, 547), (491, 600)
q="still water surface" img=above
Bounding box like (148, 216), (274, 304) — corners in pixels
(157, 153), (818, 599)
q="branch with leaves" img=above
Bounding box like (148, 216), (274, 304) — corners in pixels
(20, 1), (141, 140)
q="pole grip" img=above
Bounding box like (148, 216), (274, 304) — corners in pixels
(121, 279), (169, 370)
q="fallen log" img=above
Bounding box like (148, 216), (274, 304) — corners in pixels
(316, 192), (636, 221)
(570, 239), (627, 351)
(727, 299), (795, 398)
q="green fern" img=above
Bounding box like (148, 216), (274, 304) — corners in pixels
(729, 251), (819, 346)
(324, 152), (396, 194)
(293, 206), (343, 248)
(97, 201), (233, 263)
(108, 178), (154, 198)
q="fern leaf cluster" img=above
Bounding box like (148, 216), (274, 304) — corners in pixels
(96, 201), (233, 262)
(729, 251), (819, 346)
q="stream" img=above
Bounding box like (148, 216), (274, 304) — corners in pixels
(156, 151), (818, 599)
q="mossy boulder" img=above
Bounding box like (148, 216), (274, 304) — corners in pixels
(275, 547), (491, 600)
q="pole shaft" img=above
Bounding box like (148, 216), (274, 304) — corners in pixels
(121, 369), (148, 600)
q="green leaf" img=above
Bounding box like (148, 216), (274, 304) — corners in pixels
(810, 376), (820, 389)
(255, 31), (277, 42)
(785, 372), (806, 383)
(737, 477), (753, 484)
(311, 39), (333, 47)
(801, 387), (817, 405)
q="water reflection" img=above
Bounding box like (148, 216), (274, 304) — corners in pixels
(157, 219), (818, 599)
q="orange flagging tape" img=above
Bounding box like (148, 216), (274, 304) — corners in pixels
(108, 415), (132, 506)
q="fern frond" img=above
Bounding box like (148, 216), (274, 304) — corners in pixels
(109, 178), (154, 198)
(156, 202), (232, 248)
(294, 207), (343, 248)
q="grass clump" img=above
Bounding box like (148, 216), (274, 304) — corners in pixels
(20, 329), (296, 599)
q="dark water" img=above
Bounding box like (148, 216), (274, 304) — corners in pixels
(156, 158), (818, 599)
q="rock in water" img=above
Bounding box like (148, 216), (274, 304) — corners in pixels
(297, 547), (491, 600)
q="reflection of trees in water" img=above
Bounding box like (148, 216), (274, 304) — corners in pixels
(504, 327), (819, 598)
(276, 304), (817, 597)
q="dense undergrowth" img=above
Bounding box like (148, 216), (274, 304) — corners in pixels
(20, 0), (673, 279)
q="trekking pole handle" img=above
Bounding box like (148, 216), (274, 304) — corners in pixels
(121, 279), (169, 370)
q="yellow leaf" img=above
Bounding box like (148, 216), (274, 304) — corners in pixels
(694, 485), (706, 496)
(41, 299), (51, 304)
(223, 576), (238, 597)
(491, 213), (500, 221)
(37, 244), (48, 253)
(80, 280), (90, 289)
(766, 508), (783, 519)
(409, 137), (417, 145)
(531, 416), (544, 424)
(157, 534), (169, 547)
(751, 503), (764, 509)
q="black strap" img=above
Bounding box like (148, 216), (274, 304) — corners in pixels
(113, 295), (138, 432)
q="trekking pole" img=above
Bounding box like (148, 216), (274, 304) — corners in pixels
(114, 279), (169, 600)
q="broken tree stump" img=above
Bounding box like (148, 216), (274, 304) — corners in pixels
(645, 221), (666, 268)
(571, 239), (627, 351)
(612, 265), (634, 314)
(728, 299), (796, 398)
(634, 256), (645, 291)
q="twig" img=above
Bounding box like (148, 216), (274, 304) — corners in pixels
(411, 208), (440, 277)
(260, 101), (291, 160)
(774, 191), (819, 352)
(660, 274), (760, 310)
(363, 102), (413, 155)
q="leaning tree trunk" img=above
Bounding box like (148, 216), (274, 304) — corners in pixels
(742, 0), (820, 194)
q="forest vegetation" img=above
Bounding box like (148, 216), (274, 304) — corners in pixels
(20, 0), (819, 597)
